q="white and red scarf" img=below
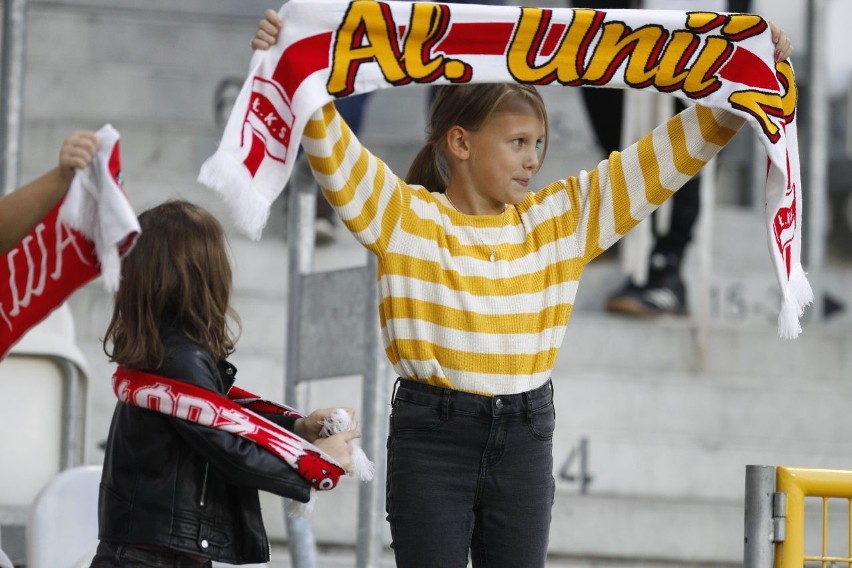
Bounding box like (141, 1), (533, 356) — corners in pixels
(0, 125), (140, 359)
(199, 0), (811, 338)
(112, 367), (347, 491)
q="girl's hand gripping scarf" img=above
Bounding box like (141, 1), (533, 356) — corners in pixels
(112, 367), (373, 498)
(0, 125), (140, 359)
(198, 0), (811, 338)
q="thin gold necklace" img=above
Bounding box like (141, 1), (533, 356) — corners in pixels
(445, 191), (508, 263)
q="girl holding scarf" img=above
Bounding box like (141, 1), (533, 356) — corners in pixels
(254, 10), (792, 567)
(91, 200), (360, 567)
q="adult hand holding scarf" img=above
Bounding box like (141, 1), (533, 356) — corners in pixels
(199, 0), (811, 337)
(0, 125), (140, 359)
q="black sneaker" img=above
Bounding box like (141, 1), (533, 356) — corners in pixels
(605, 272), (688, 317)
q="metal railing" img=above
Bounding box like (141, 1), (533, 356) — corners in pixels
(0, 0), (28, 195)
(283, 156), (390, 568)
(744, 465), (852, 568)
(776, 467), (852, 568)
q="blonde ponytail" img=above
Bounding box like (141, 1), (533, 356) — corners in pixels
(405, 141), (449, 192)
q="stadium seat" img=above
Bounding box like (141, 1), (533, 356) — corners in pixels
(25, 465), (101, 568)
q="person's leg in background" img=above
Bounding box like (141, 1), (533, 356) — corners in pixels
(575, 82), (695, 315)
(569, 0), (693, 316)
(604, 0), (749, 315)
(580, 86), (624, 159)
(605, 99), (698, 316)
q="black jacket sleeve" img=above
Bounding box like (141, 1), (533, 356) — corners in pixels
(160, 340), (312, 502)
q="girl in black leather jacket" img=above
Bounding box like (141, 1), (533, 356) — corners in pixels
(91, 200), (359, 567)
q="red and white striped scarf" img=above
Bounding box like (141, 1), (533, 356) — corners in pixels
(112, 367), (347, 491)
(199, 0), (811, 337)
(0, 125), (139, 359)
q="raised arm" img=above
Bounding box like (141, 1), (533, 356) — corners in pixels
(0, 131), (99, 254)
(565, 103), (745, 264)
(566, 20), (793, 263)
(252, 9), (406, 255)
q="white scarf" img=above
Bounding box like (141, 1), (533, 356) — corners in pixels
(59, 124), (140, 292)
(199, 0), (811, 338)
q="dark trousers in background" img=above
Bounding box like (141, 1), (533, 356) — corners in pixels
(386, 378), (556, 568)
(581, 86), (700, 262)
(572, 0), (752, 263)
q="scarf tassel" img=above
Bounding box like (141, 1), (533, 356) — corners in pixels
(198, 152), (269, 241)
(287, 408), (376, 518)
(777, 265), (814, 339)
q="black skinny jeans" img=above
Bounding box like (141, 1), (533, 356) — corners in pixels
(386, 379), (556, 567)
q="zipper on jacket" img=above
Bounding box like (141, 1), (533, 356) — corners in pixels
(199, 462), (209, 507)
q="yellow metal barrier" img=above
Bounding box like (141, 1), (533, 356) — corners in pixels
(775, 466), (852, 568)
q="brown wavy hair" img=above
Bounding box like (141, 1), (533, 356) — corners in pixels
(405, 83), (549, 193)
(103, 200), (240, 369)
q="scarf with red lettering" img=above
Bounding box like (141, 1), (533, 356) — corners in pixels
(198, 0), (811, 338)
(112, 367), (347, 492)
(0, 125), (140, 359)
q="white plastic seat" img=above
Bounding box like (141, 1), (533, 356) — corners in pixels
(0, 304), (90, 508)
(0, 525), (6, 568)
(25, 465), (101, 568)
(0, 547), (13, 568)
(24, 464), (271, 568)
(0, 304), (92, 564)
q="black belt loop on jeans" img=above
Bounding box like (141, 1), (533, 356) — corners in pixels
(441, 388), (451, 421)
(523, 391), (532, 422)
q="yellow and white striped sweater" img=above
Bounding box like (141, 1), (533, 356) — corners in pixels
(302, 102), (744, 396)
